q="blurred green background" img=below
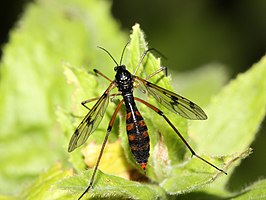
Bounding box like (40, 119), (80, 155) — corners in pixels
(1, 0), (266, 75)
(0, 0), (265, 197)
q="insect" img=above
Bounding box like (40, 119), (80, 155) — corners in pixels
(68, 43), (227, 199)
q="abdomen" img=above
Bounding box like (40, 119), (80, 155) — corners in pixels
(124, 95), (150, 171)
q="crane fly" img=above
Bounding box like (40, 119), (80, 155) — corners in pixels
(68, 43), (227, 199)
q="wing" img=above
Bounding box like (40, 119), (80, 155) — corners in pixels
(134, 76), (207, 120)
(68, 83), (115, 152)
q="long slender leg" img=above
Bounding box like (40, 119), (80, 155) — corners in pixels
(78, 99), (124, 200)
(134, 48), (166, 75)
(134, 49), (152, 75)
(145, 66), (167, 80)
(70, 95), (118, 119)
(93, 69), (113, 82)
(81, 97), (104, 110)
(81, 93), (121, 110)
(81, 69), (114, 111)
(133, 67), (167, 92)
(134, 97), (227, 175)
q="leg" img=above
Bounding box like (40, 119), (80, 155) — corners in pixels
(134, 97), (227, 175)
(133, 66), (167, 92)
(93, 69), (112, 82)
(134, 48), (166, 75)
(145, 66), (167, 80)
(81, 93), (121, 110)
(81, 97), (102, 110)
(78, 99), (124, 200)
(81, 69), (113, 110)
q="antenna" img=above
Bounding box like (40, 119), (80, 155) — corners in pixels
(119, 41), (130, 65)
(97, 46), (119, 66)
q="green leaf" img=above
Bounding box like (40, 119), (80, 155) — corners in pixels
(191, 56), (266, 155)
(161, 148), (252, 195)
(229, 179), (266, 199)
(55, 170), (167, 200)
(189, 55), (266, 194)
(20, 163), (72, 200)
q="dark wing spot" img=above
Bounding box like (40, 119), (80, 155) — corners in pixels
(74, 129), (79, 136)
(189, 101), (196, 109)
(85, 116), (91, 123)
(162, 90), (168, 95)
(171, 95), (179, 101)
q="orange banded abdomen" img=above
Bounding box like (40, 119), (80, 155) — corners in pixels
(126, 106), (150, 171)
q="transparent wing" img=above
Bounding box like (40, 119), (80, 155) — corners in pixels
(135, 76), (207, 120)
(68, 83), (115, 152)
